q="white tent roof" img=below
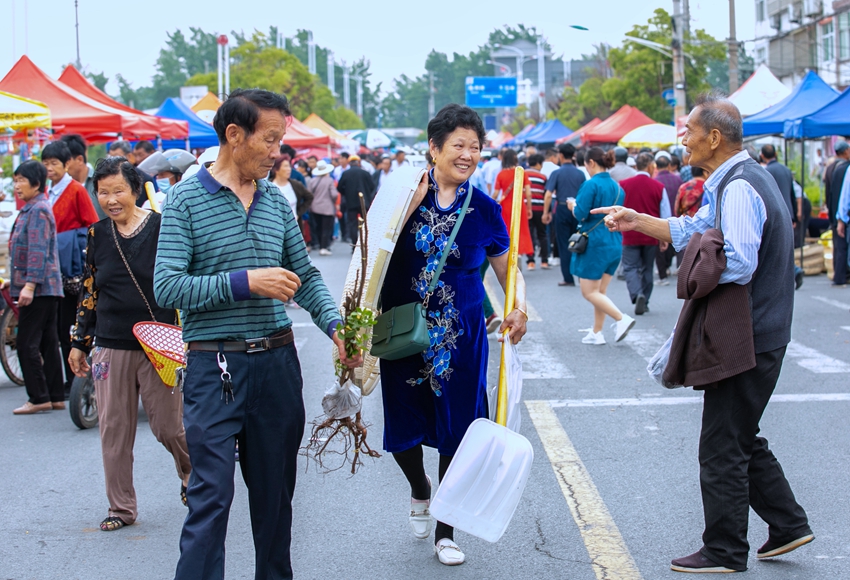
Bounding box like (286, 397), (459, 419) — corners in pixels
(728, 64), (792, 117)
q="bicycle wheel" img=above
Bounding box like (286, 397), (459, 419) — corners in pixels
(69, 373), (98, 429)
(0, 307), (25, 386)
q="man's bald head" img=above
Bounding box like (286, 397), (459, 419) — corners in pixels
(691, 94), (743, 147)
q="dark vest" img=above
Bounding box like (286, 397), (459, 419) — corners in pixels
(717, 158), (794, 354)
(620, 174), (664, 246)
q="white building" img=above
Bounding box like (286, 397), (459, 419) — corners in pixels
(754, 0), (850, 89)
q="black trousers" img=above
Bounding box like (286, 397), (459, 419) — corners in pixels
(555, 209), (576, 283)
(345, 209), (361, 246)
(526, 213), (549, 264)
(621, 245), (656, 304)
(313, 214), (335, 250)
(655, 244), (676, 279)
(57, 292), (78, 387)
(699, 346), (811, 570)
(175, 343), (305, 580)
(18, 296), (64, 404)
(832, 225), (848, 285)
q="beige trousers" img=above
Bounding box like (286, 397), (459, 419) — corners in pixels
(92, 347), (192, 524)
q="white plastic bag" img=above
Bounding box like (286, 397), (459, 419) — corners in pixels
(321, 380), (362, 419)
(488, 340), (524, 433)
(647, 328), (683, 389)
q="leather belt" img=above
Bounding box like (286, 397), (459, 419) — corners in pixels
(187, 328), (294, 353)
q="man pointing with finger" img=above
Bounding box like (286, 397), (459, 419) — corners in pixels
(155, 89), (359, 580)
(594, 94), (812, 574)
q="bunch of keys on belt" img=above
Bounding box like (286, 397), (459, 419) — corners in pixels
(216, 346), (234, 403)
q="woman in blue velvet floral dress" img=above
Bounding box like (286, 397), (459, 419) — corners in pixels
(379, 104), (528, 566)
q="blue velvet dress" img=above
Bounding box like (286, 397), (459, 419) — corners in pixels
(570, 172), (624, 280)
(380, 173), (510, 456)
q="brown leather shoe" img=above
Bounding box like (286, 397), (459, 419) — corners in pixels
(51, 402), (66, 410)
(13, 401), (53, 415)
(671, 550), (738, 573)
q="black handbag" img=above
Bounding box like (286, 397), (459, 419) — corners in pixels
(567, 188), (621, 254)
(371, 187), (474, 360)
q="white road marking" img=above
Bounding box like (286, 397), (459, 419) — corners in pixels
(621, 327), (670, 362)
(548, 393), (850, 408)
(483, 275), (542, 321)
(841, 326), (850, 333)
(291, 322), (315, 328)
(517, 333), (575, 379)
(785, 340), (850, 373)
(812, 295), (850, 310)
(526, 401), (643, 580)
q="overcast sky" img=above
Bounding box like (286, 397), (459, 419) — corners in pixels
(2, 0), (754, 100)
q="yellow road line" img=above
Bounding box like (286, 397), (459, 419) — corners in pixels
(483, 275), (542, 321)
(525, 400), (643, 580)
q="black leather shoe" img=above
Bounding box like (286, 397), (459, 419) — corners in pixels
(757, 534), (814, 559)
(635, 294), (647, 315)
(671, 551), (738, 573)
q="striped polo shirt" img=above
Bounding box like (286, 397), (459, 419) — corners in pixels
(154, 165), (342, 342)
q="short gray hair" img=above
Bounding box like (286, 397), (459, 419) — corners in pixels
(692, 93), (743, 146)
(108, 140), (133, 155)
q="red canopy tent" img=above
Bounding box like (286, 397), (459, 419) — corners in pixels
(0, 56), (161, 142)
(555, 118), (602, 145)
(582, 105), (655, 145)
(284, 117), (332, 147)
(58, 65), (188, 140)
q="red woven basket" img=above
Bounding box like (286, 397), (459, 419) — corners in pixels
(132, 322), (185, 387)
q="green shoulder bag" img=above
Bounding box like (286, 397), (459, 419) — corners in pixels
(371, 187), (474, 361)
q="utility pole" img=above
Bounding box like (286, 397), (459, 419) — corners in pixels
(327, 51), (335, 95)
(683, 0), (691, 38)
(428, 71), (435, 119)
(353, 75), (363, 117)
(728, 0), (740, 92)
(74, 0), (81, 68)
(307, 30), (316, 75)
(537, 37), (546, 120)
(672, 0), (688, 121)
(217, 34), (229, 99)
(342, 60), (350, 109)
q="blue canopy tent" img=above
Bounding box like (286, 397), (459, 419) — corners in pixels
(783, 86), (850, 139)
(522, 119), (573, 145)
(155, 97), (219, 149)
(504, 123), (536, 147)
(742, 71), (838, 137)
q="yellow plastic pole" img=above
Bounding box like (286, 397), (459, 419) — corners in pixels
(496, 167), (524, 427)
(144, 181), (161, 213)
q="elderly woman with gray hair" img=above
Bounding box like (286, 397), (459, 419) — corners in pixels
(595, 94), (812, 574)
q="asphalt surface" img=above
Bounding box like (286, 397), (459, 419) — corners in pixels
(1, 240), (848, 580)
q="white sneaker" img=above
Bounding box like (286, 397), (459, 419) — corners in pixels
(435, 538), (465, 566)
(613, 314), (636, 342)
(654, 278), (670, 286)
(319, 248), (332, 256)
(549, 257), (560, 266)
(409, 475), (432, 539)
(581, 330), (606, 345)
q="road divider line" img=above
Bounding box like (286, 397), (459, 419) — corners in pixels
(786, 340), (850, 373)
(547, 393), (850, 408)
(518, 333), (575, 379)
(526, 400), (643, 580)
(812, 295), (850, 310)
(483, 274), (542, 321)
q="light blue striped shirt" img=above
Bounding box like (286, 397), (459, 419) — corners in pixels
(836, 165), (850, 223)
(667, 150), (767, 285)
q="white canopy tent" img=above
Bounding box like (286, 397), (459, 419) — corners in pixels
(728, 64), (792, 117)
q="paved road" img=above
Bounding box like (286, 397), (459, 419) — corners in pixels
(1, 241), (848, 579)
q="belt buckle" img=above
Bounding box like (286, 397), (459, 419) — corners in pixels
(245, 336), (270, 353)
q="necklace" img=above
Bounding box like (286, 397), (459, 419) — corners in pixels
(209, 164), (257, 212)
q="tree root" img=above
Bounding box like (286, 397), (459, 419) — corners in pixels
(301, 411), (381, 475)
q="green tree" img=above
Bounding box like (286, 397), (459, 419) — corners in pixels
(84, 70), (109, 92)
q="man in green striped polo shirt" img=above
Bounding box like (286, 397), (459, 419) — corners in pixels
(154, 89), (360, 580)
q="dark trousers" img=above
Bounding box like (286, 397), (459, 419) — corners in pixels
(832, 225), (848, 284)
(345, 209), (361, 246)
(18, 296), (64, 404)
(526, 212), (549, 264)
(621, 245), (657, 304)
(656, 244), (676, 279)
(555, 209), (576, 283)
(699, 346), (810, 570)
(313, 214), (335, 250)
(175, 343), (305, 580)
(57, 292), (77, 387)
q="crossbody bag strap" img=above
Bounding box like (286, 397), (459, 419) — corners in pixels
(426, 184), (474, 297)
(110, 220), (157, 322)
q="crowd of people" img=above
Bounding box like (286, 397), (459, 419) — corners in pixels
(6, 85), (845, 578)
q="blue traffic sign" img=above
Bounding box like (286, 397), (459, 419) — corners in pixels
(465, 77), (518, 108)
(662, 88), (676, 106)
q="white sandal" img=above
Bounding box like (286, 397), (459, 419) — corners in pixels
(434, 538), (465, 565)
(409, 475), (432, 539)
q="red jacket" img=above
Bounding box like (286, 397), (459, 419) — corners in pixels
(51, 179), (99, 234)
(619, 174), (664, 246)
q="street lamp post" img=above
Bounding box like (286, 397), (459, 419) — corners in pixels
(327, 51), (335, 95)
(537, 38), (546, 120)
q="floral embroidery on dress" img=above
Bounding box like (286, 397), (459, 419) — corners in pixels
(405, 182), (474, 395)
